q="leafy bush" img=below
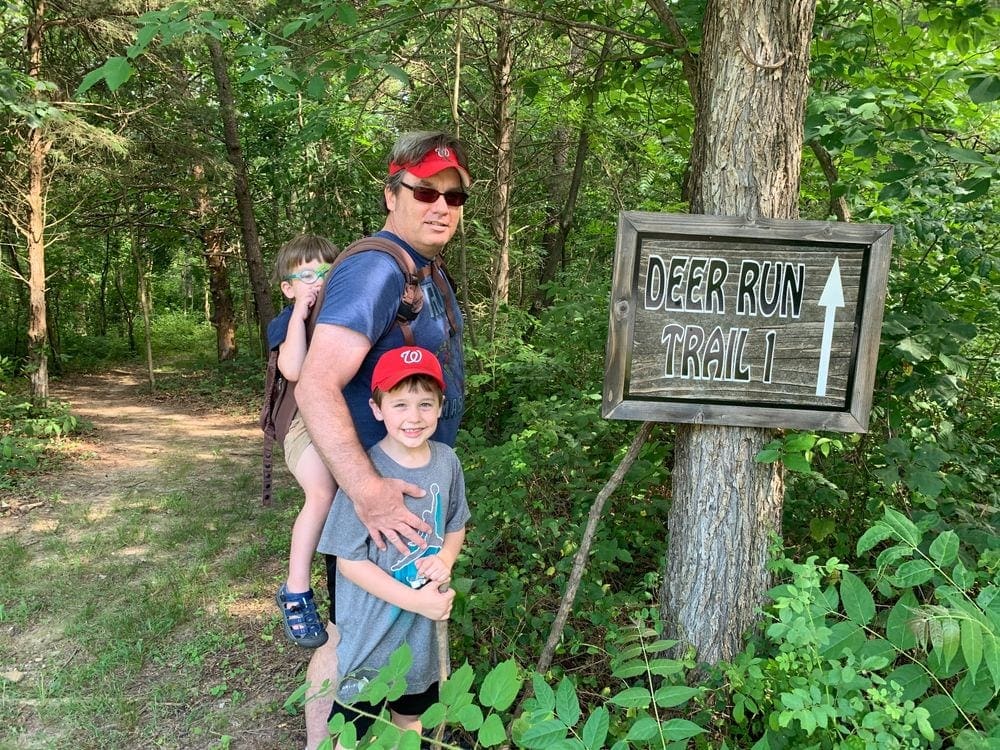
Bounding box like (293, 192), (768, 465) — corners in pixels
(0, 387), (84, 488)
(296, 505), (998, 749)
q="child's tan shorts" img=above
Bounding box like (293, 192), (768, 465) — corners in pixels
(282, 414), (312, 473)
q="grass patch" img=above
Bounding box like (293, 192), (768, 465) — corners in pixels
(0, 413), (305, 748)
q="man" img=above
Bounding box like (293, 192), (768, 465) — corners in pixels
(295, 131), (469, 748)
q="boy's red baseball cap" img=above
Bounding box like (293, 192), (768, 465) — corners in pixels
(389, 145), (471, 188)
(371, 346), (446, 393)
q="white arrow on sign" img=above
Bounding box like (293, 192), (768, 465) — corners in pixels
(816, 258), (845, 397)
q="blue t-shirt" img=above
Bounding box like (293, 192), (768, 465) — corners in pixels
(268, 232), (464, 449)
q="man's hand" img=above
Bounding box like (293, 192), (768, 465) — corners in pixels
(352, 475), (432, 554)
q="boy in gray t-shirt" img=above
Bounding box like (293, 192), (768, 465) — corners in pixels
(316, 345), (469, 742)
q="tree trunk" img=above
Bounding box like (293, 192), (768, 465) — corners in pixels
(194, 164), (238, 362)
(489, 0), (514, 338)
(534, 35), (613, 312)
(207, 36), (272, 351)
(25, 0), (50, 400)
(132, 228), (156, 391)
(660, 0), (817, 665)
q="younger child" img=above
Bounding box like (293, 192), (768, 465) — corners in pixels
(316, 346), (469, 741)
(266, 234), (340, 648)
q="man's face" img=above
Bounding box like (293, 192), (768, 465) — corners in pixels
(384, 168), (464, 259)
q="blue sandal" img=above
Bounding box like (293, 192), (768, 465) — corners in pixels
(276, 584), (329, 648)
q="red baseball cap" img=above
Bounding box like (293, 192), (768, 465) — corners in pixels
(389, 145), (471, 188)
(371, 346), (446, 394)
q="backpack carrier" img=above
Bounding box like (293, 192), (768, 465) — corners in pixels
(260, 237), (457, 505)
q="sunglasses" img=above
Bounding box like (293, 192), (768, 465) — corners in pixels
(283, 263), (332, 284)
(400, 182), (468, 207)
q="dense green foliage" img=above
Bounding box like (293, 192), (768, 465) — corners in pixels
(2, 0), (997, 746)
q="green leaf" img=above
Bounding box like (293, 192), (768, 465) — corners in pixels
(646, 658), (686, 678)
(653, 685), (701, 708)
(479, 660), (520, 711)
(609, 686), (652, 708)
(440, 663), (474, 704)
(306, 75), (326, 100)
(821, 621), (866, 659)
(857, 522), (894, 554)
(982, 622), (1000, 691)
(660, 718), (707, 740)
(886, 663), (931, 701)
(555, 678), (580, 727)
(530, 673), (554, 712)
(882, 507), (922, 547)
(477, 713), (507, 747)
(905, 468), (945, 498)
(383, 64), (410, 86)
(929, 530), (960, 567)
(456, 703), (484, 731)
(420, 702), (445, 728)
(840, 570), (876, 625)
(967, 74), (1000, 104)
(625, 717), (659, 742)
(919, 694), (959, 730)
(953, 670), (995, 713)
(886, 593), (919, 650)
(282, 18), (305, 37)
(755, 448), (781, 463)
(893, 559), (935, 587)
(581, 707), (609, 750)
(940, 617), (962, 671)
(520, 719), (569, 749)
(337, 3), (359, 25)
(102, 56), (133, 92)
(781, 453), (812, 473)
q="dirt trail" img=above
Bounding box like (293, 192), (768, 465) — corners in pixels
(1, 368), (305, 749)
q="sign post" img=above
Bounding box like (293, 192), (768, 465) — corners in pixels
(604, 212), (893, 432)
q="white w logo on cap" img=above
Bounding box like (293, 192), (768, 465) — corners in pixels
(401, 349), (423, 364)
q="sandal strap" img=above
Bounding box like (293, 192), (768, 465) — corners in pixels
(279, 586), (325, 637)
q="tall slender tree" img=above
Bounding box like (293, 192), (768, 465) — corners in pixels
(207, 35), (272, 351)
(23, 0), (52, 399)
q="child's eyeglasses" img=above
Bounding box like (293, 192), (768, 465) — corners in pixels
(400, 182), (468, 207)
(283, 263), (332, 284)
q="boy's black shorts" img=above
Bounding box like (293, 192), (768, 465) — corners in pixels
(324, 554), (337, 622)
(330, 682), (439, 739)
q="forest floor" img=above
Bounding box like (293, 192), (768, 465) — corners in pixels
(0, 368), (315, 749)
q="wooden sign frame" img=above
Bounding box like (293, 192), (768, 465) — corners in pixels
(603, 212), (893, 432)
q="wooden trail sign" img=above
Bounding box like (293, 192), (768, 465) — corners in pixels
(603, 212), (893, 432)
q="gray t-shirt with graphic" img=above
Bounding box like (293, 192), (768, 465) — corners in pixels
(317, 440), (469, 699)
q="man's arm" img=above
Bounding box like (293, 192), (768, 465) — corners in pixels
(296, 322), (430, 552)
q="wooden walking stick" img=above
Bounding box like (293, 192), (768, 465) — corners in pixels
(433, 583), (450, 745)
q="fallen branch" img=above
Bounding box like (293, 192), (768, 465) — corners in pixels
(536, 421), (655, 675)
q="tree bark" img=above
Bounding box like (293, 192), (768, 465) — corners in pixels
(207, 36), (272, 352)
(660, 0), (817, 665)
(132, 227), (156, 391)
(25, 0), (51, 400)
(489, 0), (514, 337)
(194, 164), (238, 362)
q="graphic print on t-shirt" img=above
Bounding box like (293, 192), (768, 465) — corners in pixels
(390, 483), (445, 590)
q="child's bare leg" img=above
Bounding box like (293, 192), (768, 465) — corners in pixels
(287, 444), (334, 592)
(391, 711), (422, 735)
